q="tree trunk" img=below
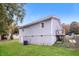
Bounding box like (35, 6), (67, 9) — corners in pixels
(11, 34), (13, 40)
(0, 35), (1, 40)
(7, 32), (13, 40)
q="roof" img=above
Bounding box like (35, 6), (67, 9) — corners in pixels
(19, 16), (60, 29)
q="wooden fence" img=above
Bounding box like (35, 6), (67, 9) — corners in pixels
(64, 35), (79, 48)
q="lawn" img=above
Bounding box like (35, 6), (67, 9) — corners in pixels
(0, 40), (79, 56)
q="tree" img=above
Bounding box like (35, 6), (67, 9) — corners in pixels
(62, 23), (70, 34)
(0, 3), (25, 40)
(70, 21), (79, 34)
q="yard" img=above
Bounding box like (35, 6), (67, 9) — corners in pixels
(0, 40), (79, 56)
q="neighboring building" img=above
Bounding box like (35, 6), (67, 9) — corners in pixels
(13, 34), (19, 39)
(19, 16), (65, 46)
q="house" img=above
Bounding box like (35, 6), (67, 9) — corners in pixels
(19, 16), (65, 46)
(0, 34), (8, 40)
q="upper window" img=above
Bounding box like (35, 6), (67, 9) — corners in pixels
(41, 23), (44, 28)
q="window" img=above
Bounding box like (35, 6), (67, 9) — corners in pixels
(41, 23), (44, 28)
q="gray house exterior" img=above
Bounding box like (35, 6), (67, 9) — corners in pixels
(19, 16), (64, 45)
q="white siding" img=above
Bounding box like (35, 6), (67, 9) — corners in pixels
(19, 20), (53, 45)
(51, 19), (63, 35)
(23, 20), (51, 36)
(19, 18), (62, 45)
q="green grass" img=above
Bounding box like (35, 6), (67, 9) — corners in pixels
(0, 40), (79, 56)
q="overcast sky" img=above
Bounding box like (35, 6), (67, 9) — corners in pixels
(18, 3), (79, 26)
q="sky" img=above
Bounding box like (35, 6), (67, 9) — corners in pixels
(18, 3), (79, 26)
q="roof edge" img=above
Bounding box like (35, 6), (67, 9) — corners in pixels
(19, 16), (60, 29)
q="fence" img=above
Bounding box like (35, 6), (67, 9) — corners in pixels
(64, 35), (79, 48)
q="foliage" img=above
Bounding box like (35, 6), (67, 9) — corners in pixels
(0, 3), (25, 35)
(0, 40), (79, 56)
(70, 21), (79, 34)
(62, 23), (70, 34)
(62, 21), (79, 35)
